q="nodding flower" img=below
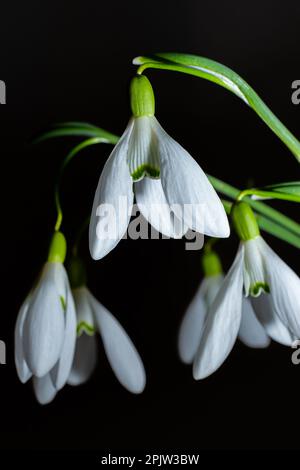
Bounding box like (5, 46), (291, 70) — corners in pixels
(89, 75), (229, 260)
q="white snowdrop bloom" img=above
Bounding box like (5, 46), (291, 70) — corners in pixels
(89, 75), (229, 260)
(193, 202), (299, 380)
(178, 248), (269, 365)
(14, 232), (77, 405)
(67, 258), (146, 394)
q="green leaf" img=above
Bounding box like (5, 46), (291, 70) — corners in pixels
(265, 181), (300, 197)
(33, 122), (119, 145)
(133, 53), (300, 163)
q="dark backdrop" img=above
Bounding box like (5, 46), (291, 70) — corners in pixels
(0, 0), (299, 453)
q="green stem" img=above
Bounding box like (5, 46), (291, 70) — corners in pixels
(221, 199), (300, 249)
(237, 188), (300, 203)
(134, 54), (300, 163)
(53, 137), (113, 232)
(209, 175), (300, 236)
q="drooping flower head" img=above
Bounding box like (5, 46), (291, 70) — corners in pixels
(67, 256), (146, 394)
(193, 202), (299, 380)
(89, 75), (230, 260)
(178, 244), (269, 365)
(15, 232), (77, 404)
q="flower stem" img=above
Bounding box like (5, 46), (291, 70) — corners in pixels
(221, 199), (300, 249)
(134, 54), (300, 163)
(237, 188), (300, 203)
(209, 175), (300, 236)
(52, 137), (114, 232)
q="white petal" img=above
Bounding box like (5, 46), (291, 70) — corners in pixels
(89, 120), (134, 260)
(178, 274), (224, 364)
(127, 116), (160, 181)
(153, 118), (229, 238)
(72, 287), (96, 336)
(201, 274), (225, 308)
(251, 294), (295, 346)
(88, 291), (146, 394)
(193, 245), (244, 379)
(14, 296), (32, 383)
(178, 286), (206, 365)
(23, 263), (66, 377)
(67, 333), (98, 386)
(50, 283), (77, 390)
(259, 237), (300, 338)
(135, 178), (188, 238)
(33, 374), (57, 405)
(238, 297), (270, 348)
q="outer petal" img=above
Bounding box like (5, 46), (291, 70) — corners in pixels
(67, 333), (98, 386)
(88, 291), (146, 394)
(14, 296), (32, 383)
(135, 178), (188, 238)
(33, 374), (57, 405)
(201, 274), (225, 307)
(89, 121), (134, 260)
(23, 263), (66, 377)
(251, 294), (295, 346)
(154, 118), (230, 238)
(178, 287), (206, 365)
(258, 237), (300, 338)
(238, 297), (270, 348)
(50, 282), (77, 390)
(193, 245), (244, 379)
(178, 274), (224, 364)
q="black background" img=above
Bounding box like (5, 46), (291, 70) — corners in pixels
(0, 0), (299, 452)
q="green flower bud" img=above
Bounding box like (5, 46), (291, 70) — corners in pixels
(68, 255), (87, 289)
(48, 231), (67, 263)
(130, 75), (155, 117)
(231, 201), (260, 241)
(202, 249), (223, 277)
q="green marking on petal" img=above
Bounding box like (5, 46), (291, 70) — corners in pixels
(250, 282), (270, 297)
(131, 164), (160, 182)
(77, 321), (96, 337)
(60, 296), (67, 312)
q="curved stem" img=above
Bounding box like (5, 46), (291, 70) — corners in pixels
(237, 188), (300, 203)
(221, 198), (300, 249)
(53, 137), (112, 232)
(209, 175), (300, 236)
(134, 54), (300, 163)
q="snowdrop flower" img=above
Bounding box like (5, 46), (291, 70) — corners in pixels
(193, 202), (299, 380)
(14, 232), (77, 405)
(67, 257), (146, 394)
(178, 247), (270, 364)
(89, 75), (229, 260)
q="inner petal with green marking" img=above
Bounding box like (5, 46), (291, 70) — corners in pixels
(77, 321), (96, 337)
(243, 238), (270, 297)
(127, 116), (160, 182)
